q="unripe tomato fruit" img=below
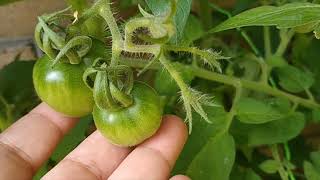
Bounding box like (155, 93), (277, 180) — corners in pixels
(93, 82), (162, 147)
(33, 56), (93, 117)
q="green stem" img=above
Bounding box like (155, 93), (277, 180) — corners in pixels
(97, 0), (123, 66)
(271, 145), (289, 180)
(193, 66), (320, 109)
(120, 58), (320, 110)
(223, 85), (242, 134)
(264, 26), (272, 58)
(275, 29), (295, 56)
(284, 143), (296, 180)
(305, 88), (315, 101)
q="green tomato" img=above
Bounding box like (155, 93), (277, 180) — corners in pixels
(93, 82), (162, 147)
(33, 56), (93, 117)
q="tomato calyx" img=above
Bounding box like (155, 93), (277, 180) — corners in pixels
(83, 60), (134, 111)
(35, 7), (93, 67)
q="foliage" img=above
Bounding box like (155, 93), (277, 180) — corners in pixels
(1, 0), (320, 179)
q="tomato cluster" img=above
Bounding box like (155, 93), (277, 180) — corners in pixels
(33, 31), (163, 147)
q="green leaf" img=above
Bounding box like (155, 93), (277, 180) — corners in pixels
(304, 161), (320, 180)
(231, 112), (305, 146)
(292, 35), (320, 98)
(145, 0), (192, 44)
(259, 160), (280, 174)
(235, 97), (285, 124)
(265, 98), (291, 113)
(66, 0), (88, 13)
(211, 3), (320, 33)
(173, 106), (228, 174)
(186, 133), (235, 180)
(275, 65), (315, 93)
(51, 115), (92, 162)
(266, 55), (288, 67)
(180, 15), (204, 46)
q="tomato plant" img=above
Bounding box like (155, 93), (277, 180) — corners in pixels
(2, 0), (320, 179)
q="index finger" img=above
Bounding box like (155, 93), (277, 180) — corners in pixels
(109, 115), (188, 179)
(0, 103), (78, 179)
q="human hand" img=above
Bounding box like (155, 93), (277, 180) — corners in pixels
(0, 103), (190, 180)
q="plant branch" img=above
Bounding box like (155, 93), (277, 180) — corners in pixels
(96, 0), (123, 66)
(120, 58), (320, 110)
(275, 29), (295, 56)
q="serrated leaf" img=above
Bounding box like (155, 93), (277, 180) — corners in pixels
(304, 161), (320, 180)
(51, 115), (92, 162)
(145, 0), (192, 44)
(211, 3), (320, 33)
(235, 97), (285, 124)
(186, 133), (235, 180)
(173, 106), (228, 174)
(276, 65), (315, 93)
(259, 160), (280, 174)
(231, 112), (305, 146)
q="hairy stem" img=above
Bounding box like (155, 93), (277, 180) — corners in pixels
(97, 0), (122, 66)
(120, 58), (320, 109)
(194, 66), (320, 109)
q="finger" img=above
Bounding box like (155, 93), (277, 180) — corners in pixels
(42, 131), (131, 180)
(170, 175), (191, 180)
(0, 103), (78, 179)
(109, 115), (188, 180)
